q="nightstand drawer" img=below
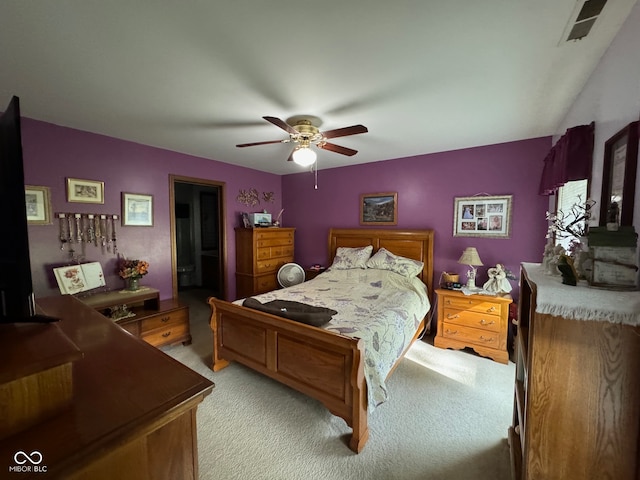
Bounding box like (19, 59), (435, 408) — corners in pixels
(441, 295), (504, 316)
(142, 323), (190, 347)
(441, 323), (500, 348)
(442, 308), (502, 333)
(141, 307), (188, 333)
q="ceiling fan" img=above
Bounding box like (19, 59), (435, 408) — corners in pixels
(236, 115), (368, 166)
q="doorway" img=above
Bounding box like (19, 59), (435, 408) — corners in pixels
(169, 175), (226, 302)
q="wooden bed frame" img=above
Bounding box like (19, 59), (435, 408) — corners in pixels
(208, 228), (434, 452)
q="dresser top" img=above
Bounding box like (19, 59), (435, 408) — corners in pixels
(523, 263), (640, 326)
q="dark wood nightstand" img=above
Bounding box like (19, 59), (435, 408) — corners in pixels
(304, 268), (326, 281)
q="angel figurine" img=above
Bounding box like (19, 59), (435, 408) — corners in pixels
(483, 263), (513, 294)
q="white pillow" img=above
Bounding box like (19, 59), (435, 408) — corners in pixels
(330, 245), (374, 270)
(366, 248), (424, 277)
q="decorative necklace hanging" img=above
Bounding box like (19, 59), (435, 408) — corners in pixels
(87, 214), (95, 244)
(100, 215), (108, 253)
(58, 213), (68, 250)
(111, 215), (118, 255)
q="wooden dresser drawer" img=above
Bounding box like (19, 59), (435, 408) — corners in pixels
(256, 256), (293, 274)
(257, 245), (294, 261)
(441, 295), (504, 316)
(140, 306), (188, 333)
(442, 308), (502, 333)
(142, 323), (190, 347)
(255, 275), (278, 294)
(256, 235), (294, 248)
(441, 323), (500, 348)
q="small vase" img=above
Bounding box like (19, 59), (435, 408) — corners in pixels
(125, 277), (140, 291)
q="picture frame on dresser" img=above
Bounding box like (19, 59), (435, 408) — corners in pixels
(453, 195), (512, 238)
(599, 121), (638, 226)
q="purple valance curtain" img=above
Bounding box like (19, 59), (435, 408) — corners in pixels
(539, 122), (594, 195)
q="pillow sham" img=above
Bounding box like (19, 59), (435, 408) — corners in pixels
(365, 247), (424, 278)
(330, 245), (374, 270)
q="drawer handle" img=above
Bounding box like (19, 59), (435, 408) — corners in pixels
(445, 299), (451, 305)
(479, 335), (494, 342)
(446, 313), (460, 320)
(161, 316), (170, 323)
(479, 319), (495, 326)
(445, 329), (458, 335)
(487, 306), (496, 312)
(162, 331), (171, 338)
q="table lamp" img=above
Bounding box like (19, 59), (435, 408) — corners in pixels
(458, 247), (483, 290)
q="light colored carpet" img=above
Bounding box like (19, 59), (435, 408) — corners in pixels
(163, 290), (515, 480)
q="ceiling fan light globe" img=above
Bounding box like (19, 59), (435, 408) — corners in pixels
(292, 147), (317, 166)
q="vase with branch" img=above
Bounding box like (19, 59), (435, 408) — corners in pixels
(545, 197), (596, 277)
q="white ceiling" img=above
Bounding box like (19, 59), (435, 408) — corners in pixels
(0, 1), (637, 175)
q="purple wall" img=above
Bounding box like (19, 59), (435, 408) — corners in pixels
(22, 118), (282, 301)
(22, 116), (551, 304)
(282, 137), (552, 301)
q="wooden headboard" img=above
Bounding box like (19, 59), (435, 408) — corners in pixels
(328, 228), (435, 301)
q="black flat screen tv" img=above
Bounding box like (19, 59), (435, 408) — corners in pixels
(0, 96), (56, 323)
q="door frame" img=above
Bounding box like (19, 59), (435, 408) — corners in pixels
(169, 174), (227, 300)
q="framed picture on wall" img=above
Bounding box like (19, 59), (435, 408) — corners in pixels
(122, 192), (154, 226)
(66, 177), (104, 204)
(25, 185), (52, 224)
(453, 195), (512, 238)
(360, 192), (398, 225)
(599, 121), (638, 226)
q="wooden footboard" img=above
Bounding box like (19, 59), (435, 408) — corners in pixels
(208, 297), (369, 453)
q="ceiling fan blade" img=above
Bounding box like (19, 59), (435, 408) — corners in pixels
(236, 140), (285, 148)
(319, 142), (358, 156)
(263, 116), (299, 135)
(321, 124), (368, 139)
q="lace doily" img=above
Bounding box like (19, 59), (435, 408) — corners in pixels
(523, 263), (640, 326)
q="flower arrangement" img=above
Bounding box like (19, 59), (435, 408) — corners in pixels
(546, 197), (596, 240)
(118, 259), (149, 280)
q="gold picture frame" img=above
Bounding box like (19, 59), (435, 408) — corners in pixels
(360, 192), (398, 225)
(66, 177), (104, 204)
(25, 185), (52, 225)
(453, 195), (512, 238)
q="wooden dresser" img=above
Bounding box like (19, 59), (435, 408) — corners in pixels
(80, 288), (191, 348)
(0, 295), (213, 480)
(434, 288), (512, 364)
(509, 263), (640, 480)
(235, 227), (295, 298)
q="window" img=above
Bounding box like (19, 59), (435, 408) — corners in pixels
(553, 179), (588, 250)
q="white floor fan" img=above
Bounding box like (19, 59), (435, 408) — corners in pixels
(277, 263), (305, 287)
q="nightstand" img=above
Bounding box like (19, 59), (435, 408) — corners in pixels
(304, 267), (326, 281)
(434, 288), (512, 364)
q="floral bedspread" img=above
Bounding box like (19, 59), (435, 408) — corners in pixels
(236, 268), (431, 409)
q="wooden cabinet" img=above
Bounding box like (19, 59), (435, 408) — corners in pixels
(80, 288), (191, 347)
(235, 227), (295, 298)
(0, 296), (213, 480)
(434, 288), (512, 364)
(509, 263), (640, 480)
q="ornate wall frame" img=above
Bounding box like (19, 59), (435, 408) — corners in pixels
(599, 121), (638, 226)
